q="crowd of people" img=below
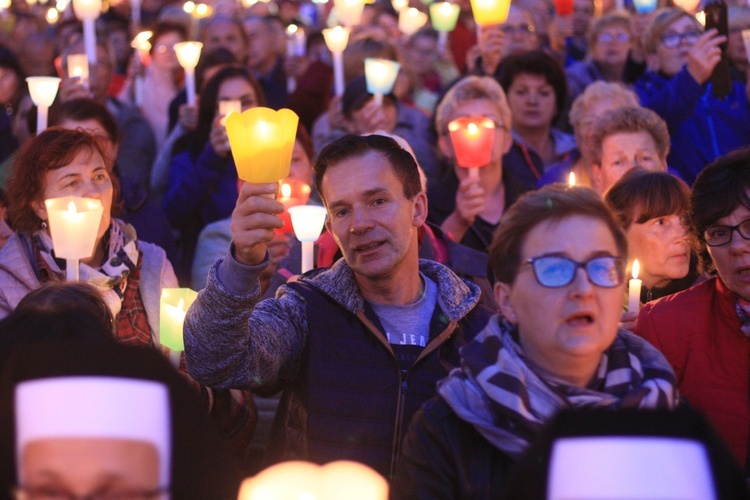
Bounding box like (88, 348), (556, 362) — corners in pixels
(1, 0), (750, 496)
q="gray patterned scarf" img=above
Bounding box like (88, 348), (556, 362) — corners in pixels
(437, 315), (678, 460)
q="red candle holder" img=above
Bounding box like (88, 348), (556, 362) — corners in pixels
(448, 117), (495, 170)
(276, 178), (312, 235)
(553, 0), (573, 15)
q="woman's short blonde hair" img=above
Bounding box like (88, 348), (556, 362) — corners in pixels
(435, 76), (512, 137)
(642, 7), (702, 55)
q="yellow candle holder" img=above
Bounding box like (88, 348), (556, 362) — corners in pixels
(470, 0), (510, 26)
(225, 107), (299, 184)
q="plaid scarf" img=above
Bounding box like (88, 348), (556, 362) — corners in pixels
(437, 315), (678, 460)
(33, 219), (140, 317)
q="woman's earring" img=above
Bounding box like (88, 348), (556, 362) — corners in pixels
(41, 220), (47, 229)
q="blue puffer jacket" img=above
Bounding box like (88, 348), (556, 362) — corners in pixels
(634, 67), (750, 185)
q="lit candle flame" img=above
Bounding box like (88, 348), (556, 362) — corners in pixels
(287, 24), (298, 35)
(67, 201), (77, 215)
(568, 171), (575, 186)
(632, 259), (640, 280)
(439, 1), (453, 14)
(695, 11), (705, 26)
(183, 0), (194, 12)
(467, 122), (478, 135)
(281, 183), (292, 199)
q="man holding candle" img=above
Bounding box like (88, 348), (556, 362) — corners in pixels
(183, 134), (491, 479)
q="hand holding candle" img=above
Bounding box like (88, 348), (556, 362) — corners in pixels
(44, 197), (104, 282)
(628, 259), (642, 313)
(66, 54), (89, 89)
(447, 117), (495, 178)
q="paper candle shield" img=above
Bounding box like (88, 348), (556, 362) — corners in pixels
(398, 8), (428, 36)
(44, 197), (104, 260)
(322, 25), (351, 53)
(26, 77), (61, 107)
(470, 0), (510, 26)
(226, 107), (299, 183)
(159, 288), (198, 351)
(237, 460), (388, 500)
(430, 2), (460, 32)
(448, 117), (495, 169)
(364, 58), (401, 96)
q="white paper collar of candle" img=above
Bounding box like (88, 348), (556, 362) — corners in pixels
(547, 436), (716, 500)
(15, 376), (171, 486)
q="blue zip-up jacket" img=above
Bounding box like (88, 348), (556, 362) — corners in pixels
(634, 67), (750, 185)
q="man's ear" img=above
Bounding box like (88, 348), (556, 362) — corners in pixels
(412, 191), (428, 227)
(494, 281), (517, 324)
(501, 128), (513, 154)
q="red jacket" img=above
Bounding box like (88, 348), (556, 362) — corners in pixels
(635, 277), (750, 467)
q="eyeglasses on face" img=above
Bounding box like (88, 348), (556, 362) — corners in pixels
(703, 218), (750, 247)
(524, 255), (625, 289)
(13, 486), (169, 500)
(499, 23), (535, 35)
(659, 30), (701, 49)
(597, 32), (631, 44)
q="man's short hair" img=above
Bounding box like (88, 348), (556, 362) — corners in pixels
(691, 147), (750, 273)
(313, 134), (422, 202)
(642, 7), (701, 55)
(584, 106), (670, 167)
(435, 75), (512, 137)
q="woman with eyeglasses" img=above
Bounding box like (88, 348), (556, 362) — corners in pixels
(634, 7), (750, 186)
(565, 12), (638, 107)
(635, 148), (750, 471)
(469, 6), (540, 78)
(392, 185), (678, 499)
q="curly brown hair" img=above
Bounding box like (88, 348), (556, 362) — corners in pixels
(7, 128), (119, 232)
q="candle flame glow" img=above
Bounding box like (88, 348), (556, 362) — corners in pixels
(467, 122), (478, 135)
(287, 24), (298, 34)
(67, 201), (77, 214)
(568, 171), (575, 186)
(281, 182), (292, 199)
(632, 259), (640, 280)
(439, 1), (453, 13)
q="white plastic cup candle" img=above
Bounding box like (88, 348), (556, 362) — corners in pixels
(286, 25), (306, 93)
(26, 76), (61, 134)
(430, 1), (460, 51)
(364, 58), (401, 107)
(173, 41), (203, 105)
(72, 0), (102, 63)
(66, 53), (89, 89)
(44, 197), (104, 282)
(568, 171), (575, 186)
(398, 7), (428, 36)
(323, 26), (350, 96)
(333, 0), (365, 27)
(628, 259), (642, 313)
(288, 205), (327, 274)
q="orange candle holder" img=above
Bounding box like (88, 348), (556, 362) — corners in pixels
(226, 107), (299, 183)
(470, 0), (510, 26)
(448, 117), (495, 171)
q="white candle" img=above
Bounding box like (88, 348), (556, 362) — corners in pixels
(628, 259), (642, 313)
(159, 288), (198, 366)
(568, 171), (575, 186)
(323, 26), (350, 97)
(44, 197), (104, 281)
(26, 76), (61, 133)
(288, 205), (327, 274)
(173, 41), (203, 105)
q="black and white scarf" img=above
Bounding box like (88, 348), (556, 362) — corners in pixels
(437, 315), (678, 460)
